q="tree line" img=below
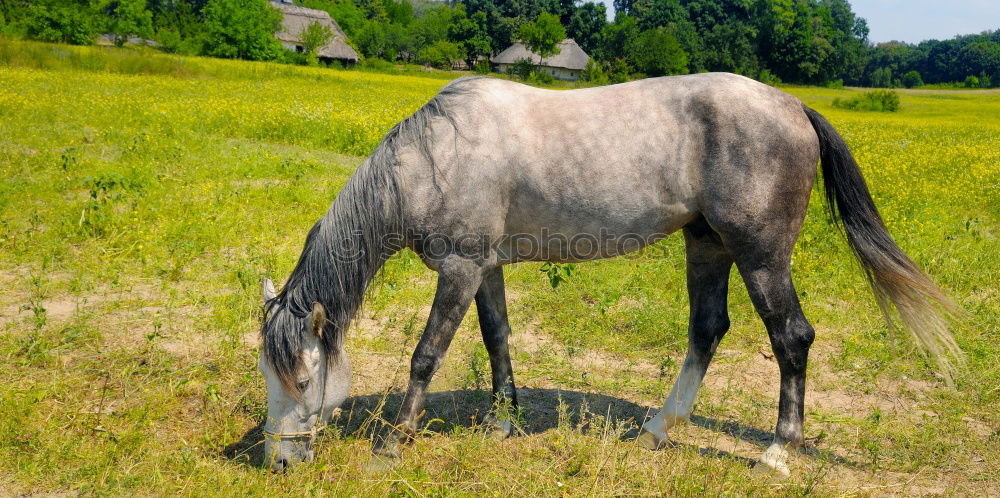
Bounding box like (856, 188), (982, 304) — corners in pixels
(1, 0), (997, 87)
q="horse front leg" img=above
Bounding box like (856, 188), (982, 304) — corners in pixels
(475, 266), (518, 438)
(373, 256), (483, 459)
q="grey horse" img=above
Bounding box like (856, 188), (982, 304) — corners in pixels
(257, 73), (960, 475)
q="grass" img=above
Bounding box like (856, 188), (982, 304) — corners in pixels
(833, 89), (901, 112)
(1, 40), (998, 495)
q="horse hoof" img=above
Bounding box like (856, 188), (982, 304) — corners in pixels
(757, 444), (791, 478)
(483, 416), (514, 439)
(636, 429), (669, 450)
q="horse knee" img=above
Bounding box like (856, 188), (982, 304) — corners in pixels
(410, 353), (441, 381)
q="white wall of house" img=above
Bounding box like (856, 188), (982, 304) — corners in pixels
(279, 41), (304, 53)
(494, 64), (582, 81)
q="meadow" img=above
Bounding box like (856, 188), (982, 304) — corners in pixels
(1, 40), (997, 495)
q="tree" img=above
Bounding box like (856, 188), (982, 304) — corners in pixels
(25, 2), (97, 45)
(957, 41), (1000, 83)
(201, 0), (283, 61)
(102, 0), (154, 46)
(301, 20), (332, 64)
(383, 0), (413, 26)
(901, 70), (923, 88)
(870, 67), (892, 88)
(596, 14), (638, 63)
(355, 20), (387, 58)
(567, 2), (605, 54)
(518, 11), (566, 61)
(628, 27), (687, 76)
(416, 39), (460, 69)
(583, 57), (608, 84)
(448, 10), (491, 69)
(300, 0), (365, 38)
(631, 0), (686, 32)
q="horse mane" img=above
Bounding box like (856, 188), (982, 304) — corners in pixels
(260, 77), (481, 396)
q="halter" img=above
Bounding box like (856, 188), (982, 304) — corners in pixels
(262, 346), (338, 442)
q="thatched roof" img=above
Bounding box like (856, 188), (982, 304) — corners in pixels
(490, 39), (589, 71)
(271, 1), (359, 62)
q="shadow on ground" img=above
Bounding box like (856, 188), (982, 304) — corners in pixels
(224, 387), (856, 470)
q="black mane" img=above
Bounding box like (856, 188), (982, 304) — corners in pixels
(260, 78), (478, 395)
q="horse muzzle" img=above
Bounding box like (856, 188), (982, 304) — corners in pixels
(264, 437), (315, 472)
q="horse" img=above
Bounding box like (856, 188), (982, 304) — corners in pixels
(256, 73), (961, 475)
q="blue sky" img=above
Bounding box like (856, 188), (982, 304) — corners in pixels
(595, 0), (999, 44)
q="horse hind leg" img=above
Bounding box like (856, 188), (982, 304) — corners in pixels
(721, 225), (815, 477)
(639, 217), (733, 449)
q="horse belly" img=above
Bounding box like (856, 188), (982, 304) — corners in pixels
(498, 181), (697, 263)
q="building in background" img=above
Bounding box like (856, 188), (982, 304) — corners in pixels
(491, 39), (589, 81)
(271, 0), (359, 65)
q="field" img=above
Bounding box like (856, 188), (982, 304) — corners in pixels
(1, 41), (998, 495)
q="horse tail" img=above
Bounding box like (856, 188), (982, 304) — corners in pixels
(802, 105), (964, 381)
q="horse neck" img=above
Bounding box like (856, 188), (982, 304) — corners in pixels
(282, 161), (402, 332)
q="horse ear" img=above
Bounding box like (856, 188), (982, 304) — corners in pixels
(311, 301), (326, 338)
(262, 278), (277, 302)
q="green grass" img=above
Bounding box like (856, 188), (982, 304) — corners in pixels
(1, 40), (998, 495)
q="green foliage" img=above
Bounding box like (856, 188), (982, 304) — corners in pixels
(3, 0), (993, 86)
(628, 27), (687, 77)
(964, 75), (980, 89)
(901, 70), (923, 89)
(594, 15), (639, 62)
(833, 89), (901, 112)
(583, 57), (608, 85)
(605, 57), (631, 83)
(24, 3), (96, 45)
(448, 10), (490, 68)
(201, 0), (283, 61)
(518, 11), (566, 60)
(102, 0), (153, 46)
(529, 68), (555, 84)
(473, 58), (491, 74)
(301, 0), (366, 37)
(301, 20), (333, 58)
(866, 34), (1000, 87)
(155, 28), (182, 53)
(567, 2), (606, 54)
(355, 20), (407, 60)
(508, 57), (534, 80)
(870, 67), (892, 88)
(540, 262), (576, 288)
(416, 39), (460, 69)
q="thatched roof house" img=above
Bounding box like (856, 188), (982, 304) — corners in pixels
(491, 39), (590, 80)
(271, 0), (359, 63)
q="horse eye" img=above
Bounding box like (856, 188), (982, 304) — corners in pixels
(296, 380), (310, 391)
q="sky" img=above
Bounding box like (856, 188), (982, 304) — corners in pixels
(596, 0), (999, 44)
